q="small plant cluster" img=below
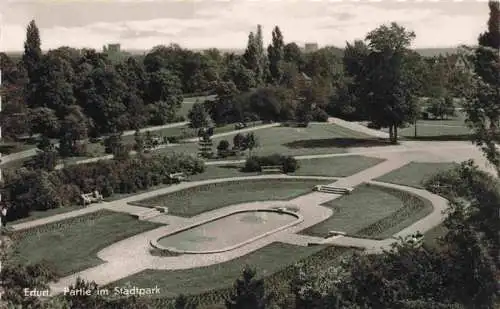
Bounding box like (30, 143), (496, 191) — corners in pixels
(216, 132), (259, 158)
(2, 154), (205, 222)
(242, 154), (299, 173)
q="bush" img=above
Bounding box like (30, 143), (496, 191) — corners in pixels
(311, 108), (329, 122)
(2, 153), (206, 222)
(243, 156), (262, 172)
(242, 154), (299, 173)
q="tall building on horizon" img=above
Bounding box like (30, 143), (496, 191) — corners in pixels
(304, 43), (318, 53)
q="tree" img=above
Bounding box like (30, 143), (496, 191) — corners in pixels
(267, 26), (285, 84)
(22, 20), (42, 82)
(243, 25), (267, 86)
(57, 105), (89, 157)
(233, 133), (245, 150)
(217, 140), (230, 157)
(463, 0), (500, 172)
(134, 130), (145, 153)
(426, 96), (456, 120)
(29, 107), (60, 138)
(146, 69), (183, 124)
(360, 23), (419, 143)
(188, 102), (210, 129)
(244, 133), (258, 157)
(283, 43), (304, 69)
(225, 266), (271, 309)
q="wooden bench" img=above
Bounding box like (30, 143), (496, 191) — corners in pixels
(261, 165), (282, 174)
(169, 172), (187, 183)
(81, 190), (103, 206)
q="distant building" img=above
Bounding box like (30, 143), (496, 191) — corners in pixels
(304, 43), (318, 53)
(103, 43), (121, 53)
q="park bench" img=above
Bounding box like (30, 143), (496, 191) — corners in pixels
(235, 122), (248, 130)
(169, 172), (187, 183)
(261, 165), (283, 174)
(81, 190), (103, 206)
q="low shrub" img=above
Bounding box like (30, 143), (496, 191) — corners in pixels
(2, 154), (206, 222)
(311, 108), (329, 122)
(242, 154), (299, 173)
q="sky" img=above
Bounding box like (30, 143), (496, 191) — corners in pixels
(0, 0), (492, 52)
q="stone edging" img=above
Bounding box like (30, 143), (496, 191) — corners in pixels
(150, 208), (303, 255)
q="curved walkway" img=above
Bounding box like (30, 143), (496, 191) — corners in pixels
(47, 157), (449, 294)
(7, 116), (487, 294)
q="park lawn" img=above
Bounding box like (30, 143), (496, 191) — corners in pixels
(400, 112), (471, 140)
(109, 242), (332, 298)
(375, 162), (457, 189)
(12, 210), (163, 277)
(355, 185), (434, 239)
(300, 184), (405, 238)
(166, 123), (389, 158)
(301, 184), (433, 239)
(291, 155), (384, 177)
(131, 178), (329, 217)
(10, 205), (84, 224)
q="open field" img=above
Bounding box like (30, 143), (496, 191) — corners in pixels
(300, 184), (433, 239)
(375, 162), (457, 188)
(291, 155), (384, 177)
(164, 123), (390, 158)
(399, 112), (471, 141)
(131, 178), (328, 217)
(109, 243), (352, 300)
(12, 210), (163, 276)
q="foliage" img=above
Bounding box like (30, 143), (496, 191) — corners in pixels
(463, 0), (500, 173)
(425, 96), (456, 120)
(225, 266), (272, 309)
(2, 153), (205, 221)
(242, 154), (299, 173)
(188, 102), (211, 129)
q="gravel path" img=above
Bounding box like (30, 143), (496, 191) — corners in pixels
(6, 117), (487, 294)
(46, 157), (449, 293)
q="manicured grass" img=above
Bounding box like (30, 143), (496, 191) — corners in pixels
(300, 184), (405, 238)
(131, 179), (329, 217)
(12, 210), (163, 276)
(301, 184), (433, 239)
(399, 112), (471, 140)
(9, 205), (84, 224)
(375, 162), (457, 189)
(166, 123), (389, 158)
(291, 155), (384, 177)
(109, 242), (334, 298)
(354, 184), (433, 239)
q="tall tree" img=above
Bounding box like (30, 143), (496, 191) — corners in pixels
(267, 26), (285, 84)
(188, 102), (211, 129)
(243, 25), (267, 85)
(360, 23), (419, 143)
(463, 0), (500, 172)
(22, 20), (42, 82)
